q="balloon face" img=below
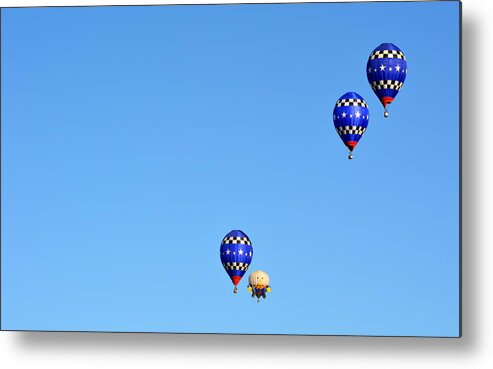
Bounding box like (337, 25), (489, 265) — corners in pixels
(220, 230), (253, 292)
(333, 92), (370, 158)
(248, 270), (270, 289)
(366, 43), (407, 114)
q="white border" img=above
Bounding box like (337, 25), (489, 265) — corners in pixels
(2, 1), (493, 368)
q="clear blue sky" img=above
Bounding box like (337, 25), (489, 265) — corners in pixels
(1, 1), (460, 336)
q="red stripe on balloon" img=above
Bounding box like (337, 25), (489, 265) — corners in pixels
(380, 96), (394, 107)
(344, 141), (358, 151)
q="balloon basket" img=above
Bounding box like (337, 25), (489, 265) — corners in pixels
(384, 109), (389, 118)
(233, 287), (238, 294)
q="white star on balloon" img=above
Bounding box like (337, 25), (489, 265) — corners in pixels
(238, 249), (243, 255)
(395, 65), (401, 72)
(380, 64), (386, 71)
(355, 111), (361, 118)
(342, 112), (347, 118)
(226, 249), (230, 255)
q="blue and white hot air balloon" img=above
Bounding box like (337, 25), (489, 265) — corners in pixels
(366, 43), (407, 117)
(220, 230), (253, 293)
(333, 92), (370, 160)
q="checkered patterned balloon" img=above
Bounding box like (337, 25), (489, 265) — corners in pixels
(366, 43), (407, 113)
(220, 230), (253, 292)
(333, 92), (370, 155)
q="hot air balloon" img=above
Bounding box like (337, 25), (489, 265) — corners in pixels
(247, 270), (271, 302)
(366, 43), (407, 118)
(220, 230), (253, 293)
(333, 92), (370, 160)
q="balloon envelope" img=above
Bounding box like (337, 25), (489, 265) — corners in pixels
(248, 270), (271, 301)
(220, 230), (253, 288)
(248, 270), (270, 288)
(366, 43), (407, 109)
(333, 92), (370, 153)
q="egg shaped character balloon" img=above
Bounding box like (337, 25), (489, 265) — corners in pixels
(247, 270), (271, 302)
(333, 92), (370, 159)
(366, 43), (407, 117)
(220, 230), (253, 293)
